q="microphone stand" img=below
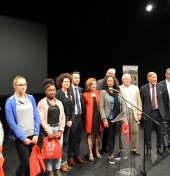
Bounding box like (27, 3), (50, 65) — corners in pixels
(114, 91), (159, 176)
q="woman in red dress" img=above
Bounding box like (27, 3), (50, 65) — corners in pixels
(83, 78), (104, 162)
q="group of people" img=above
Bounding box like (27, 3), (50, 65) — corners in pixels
(1, 67), (170, 176)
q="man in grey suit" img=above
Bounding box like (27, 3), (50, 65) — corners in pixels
(140, 72), (166, 157)
(119, 73), (142, 156)
(96, 68), (116, 153)
(159, 68), (170, 153)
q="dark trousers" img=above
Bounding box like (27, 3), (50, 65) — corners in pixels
(145, 110), (163, 149)
(106, 120), (117, 156)
(15, 136), (33, 176)
(62, 126), (70, 163)
(102, 128), (108, 148)
(68, 115), (83, 158)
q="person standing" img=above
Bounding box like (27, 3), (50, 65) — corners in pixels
(119, 73), (142, 156)
(5, 76), (40, 176)
(37, 78), (65, 176)
(100, 75), (121, 164)
(96, 68), (117, 153)
(83, 78), (104, 161)
(67, 71), (86, 165)
(159, 68), (170, 153)
(140, 72), (166, 157)
(55, 73), (74, 172)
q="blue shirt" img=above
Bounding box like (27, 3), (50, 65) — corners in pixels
(107, 96), (114, 119)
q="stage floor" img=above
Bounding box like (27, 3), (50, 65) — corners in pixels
(3, 122), (170, 176)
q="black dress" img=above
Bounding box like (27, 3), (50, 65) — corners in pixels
(92, 97), (100, 132)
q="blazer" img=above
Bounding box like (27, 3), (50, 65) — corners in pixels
(100, 89), (121, 120)
(96, 79), (104, 90)
(83, 90), (104, 133)
(68, 86), (84, 123)
(119, 84), (142, 121)
(159, 80), (170, 120)
(37, 97), (65, 135)
(140, 83), (166, 120)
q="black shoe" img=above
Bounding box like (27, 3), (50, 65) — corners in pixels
(132, 150), (140, 156)
(101, 147), (108, 153)
(163, 146), (169, 152)
(157, 148), (164, 156)
(115, 151), (124, 160)
(146, 149), (151, 157)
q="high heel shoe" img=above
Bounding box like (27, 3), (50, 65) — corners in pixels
(96, 152), (102, 159)
(89, 154), (94, 162)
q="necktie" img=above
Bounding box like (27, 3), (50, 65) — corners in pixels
(75, 88), (81, 114)
(151, 85), (156, 109)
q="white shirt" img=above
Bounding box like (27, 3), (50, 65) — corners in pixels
(149, 84), (158, 109)
(166, 79), (170, 108)
(123, 85), (132, 108)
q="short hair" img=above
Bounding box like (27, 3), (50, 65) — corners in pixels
(13, 76), (26, 87)
(43, 78), (55, 90)
(71, 71), (80, 76)
(102, 75), (120, 90)
(147, 72), (157, 78)
(122, 73), (132, 80)
(165, 68), (170, 73)
(85, 78), (96, 92)
(107, 68), (116, 74)
(55, 73), (72, 89)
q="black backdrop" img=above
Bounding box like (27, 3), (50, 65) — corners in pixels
(0, 0), (170, 119)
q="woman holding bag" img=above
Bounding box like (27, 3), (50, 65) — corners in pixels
(5, 76), (40, 176)
(37, 78), (65, 176)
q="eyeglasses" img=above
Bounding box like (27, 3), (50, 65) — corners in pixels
(16, 83), (28, 87)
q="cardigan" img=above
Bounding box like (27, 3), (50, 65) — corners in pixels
(5, 94), (40, 141)
(37, 97), (65, 135)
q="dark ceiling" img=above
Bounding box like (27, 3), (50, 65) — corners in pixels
(0, 0), (170, 82)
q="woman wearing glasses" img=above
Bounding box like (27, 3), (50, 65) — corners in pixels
(5, 76), (40, 176)
(55, 73), (74, 172)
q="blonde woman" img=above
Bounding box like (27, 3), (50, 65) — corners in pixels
(5, 76), (40, 176)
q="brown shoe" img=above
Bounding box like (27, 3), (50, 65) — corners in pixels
(67, 157), (75, 165)
(65, 164), (71, 170)
(75, 157), (86, 164)
(60, 165), (68, 172)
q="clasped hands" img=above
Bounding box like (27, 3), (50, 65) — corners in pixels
(23, 135), (38, 145)
(48, 131), (62, 140)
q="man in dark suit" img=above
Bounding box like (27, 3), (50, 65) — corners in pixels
(96, 68), (116, 153)
(67, 71), (86, 165)
(140, 72), (166, 157)
(159, 68), (170, 153)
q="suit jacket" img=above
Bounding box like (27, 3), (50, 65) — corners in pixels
(119, 84), (142, 121)
(140, 83), (166, 120)
(100, 89), (121, 120)
(96, 79), (104, 90)
(83, 90), (104, 133)
(159, 80), (170, 120)
(68, 86), (84, 123)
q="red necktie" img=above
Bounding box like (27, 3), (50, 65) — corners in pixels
(151, 85), (156, 109)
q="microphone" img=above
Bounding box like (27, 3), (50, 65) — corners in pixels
(109, 88), (120, 93)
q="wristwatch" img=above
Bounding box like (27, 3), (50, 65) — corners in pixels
(102, 118), (107, 122)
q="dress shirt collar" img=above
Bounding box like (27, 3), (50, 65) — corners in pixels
(149, 83), (156, 88)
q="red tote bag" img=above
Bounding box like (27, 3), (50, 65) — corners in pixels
(0, 157), (5, 176)
(41, 137), (62, 159)
(29, 145), (46, 176)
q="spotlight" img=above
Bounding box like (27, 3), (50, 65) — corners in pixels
(146, 5), (152, 11)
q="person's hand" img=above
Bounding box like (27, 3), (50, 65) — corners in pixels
(66, 121), (72, 127)
(23, 138), (31, 145)
(103, 120), (109, 128)
(55, 131), (62, 139)
(138, 114), (142, 121)
(32, 135), (39, 144)
(48, 133), (55, 140)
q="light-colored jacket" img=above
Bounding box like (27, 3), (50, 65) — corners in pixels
(100, 90), (121, 120)
(37, 97), (65, 135)
(119, 84), (142, 121)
